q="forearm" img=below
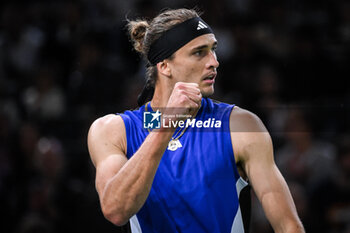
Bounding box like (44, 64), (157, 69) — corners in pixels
(262, 192), (304, 233)
(281, 220), (305, 233)
(258, 170), (305, 233)
(101, 128), (174, 225)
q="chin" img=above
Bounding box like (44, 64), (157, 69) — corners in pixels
(201, 88), (214, 98)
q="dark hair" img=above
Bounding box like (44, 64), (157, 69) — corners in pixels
(127, 8), (199, 106)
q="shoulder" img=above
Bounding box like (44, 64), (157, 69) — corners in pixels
(229, 106), (273, 163)
(89, 114), (126, 137)
(229, 106), (267, 133)
(88, 114), (127, 166)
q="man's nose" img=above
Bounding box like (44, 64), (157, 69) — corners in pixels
(206, 51), (219, 69)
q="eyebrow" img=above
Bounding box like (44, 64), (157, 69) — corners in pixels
(191, 41), (218, 51)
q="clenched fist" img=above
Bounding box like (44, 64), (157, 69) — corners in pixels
(167, 82), (202, 117)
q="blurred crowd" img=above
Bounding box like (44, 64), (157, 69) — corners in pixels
(0, 0), (349, 232)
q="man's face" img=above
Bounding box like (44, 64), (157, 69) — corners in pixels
(167, 34), (219, 97)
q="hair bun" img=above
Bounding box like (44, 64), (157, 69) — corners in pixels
(128, 20), (149, 53)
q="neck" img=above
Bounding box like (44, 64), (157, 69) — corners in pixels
(150, 79), (173, 109)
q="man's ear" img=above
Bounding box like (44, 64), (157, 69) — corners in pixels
(156, 60), (171, 77)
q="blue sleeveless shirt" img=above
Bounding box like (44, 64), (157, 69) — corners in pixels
(120, 98), (249, 233)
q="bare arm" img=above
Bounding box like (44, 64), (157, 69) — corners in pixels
(88, 82), (202, 226)
(88, 114), (175, 226)
(230, 107), (304, 233)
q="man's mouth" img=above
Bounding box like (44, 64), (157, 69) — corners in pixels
(203, 73), (217, 81)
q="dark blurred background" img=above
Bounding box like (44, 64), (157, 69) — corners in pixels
(0, 0), (349, 232)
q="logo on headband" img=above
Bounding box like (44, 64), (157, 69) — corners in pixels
(197, 21), (208, 30)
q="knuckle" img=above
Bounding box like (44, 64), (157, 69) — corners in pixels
(179, 96), (187, 104)
(175, 82), (185, 89)
(179, 90), (186, 95)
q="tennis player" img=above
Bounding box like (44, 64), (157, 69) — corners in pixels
(88, 8), (304, 233)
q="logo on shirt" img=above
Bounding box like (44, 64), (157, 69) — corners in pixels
(143, 110), (161, 129)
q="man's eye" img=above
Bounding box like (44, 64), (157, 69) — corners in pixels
(194, 50), (204, 56)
